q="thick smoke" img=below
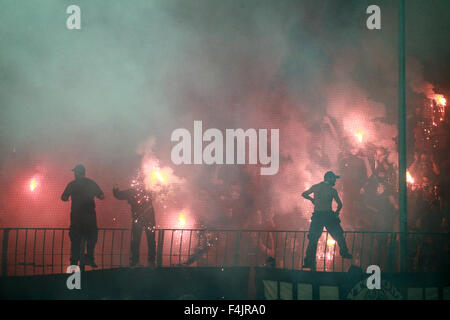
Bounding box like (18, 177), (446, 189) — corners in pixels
(0, 0), (448, 229)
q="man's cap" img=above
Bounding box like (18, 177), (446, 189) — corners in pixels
(72, 164), (86, 174)
(324, 171), (340, 180)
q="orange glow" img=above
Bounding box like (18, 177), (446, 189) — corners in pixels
(153, 171), (165, 183)
(354, 132), (364, 143)
(148, 170), (165, 184)
(178, 213), (186, 228)
(29, 178), (38, 192)
(406, 171), (414, 184)
(434, 94), (446, 106)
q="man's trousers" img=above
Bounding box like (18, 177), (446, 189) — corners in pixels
(130, 219), (156, 265)
(304, 211), (350, 265)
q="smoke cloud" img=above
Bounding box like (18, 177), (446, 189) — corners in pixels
(0, 0), (448, 229)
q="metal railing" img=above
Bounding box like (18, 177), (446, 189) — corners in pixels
(1, 228), (449, 277)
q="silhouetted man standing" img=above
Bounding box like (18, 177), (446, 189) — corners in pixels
(61, 164), (104, 267)
(338, 143), (369, 229)
(301, 171), (352, 269)
(113, 182), (156, 267)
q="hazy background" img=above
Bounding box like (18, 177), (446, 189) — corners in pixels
(0, 0), (448, 229)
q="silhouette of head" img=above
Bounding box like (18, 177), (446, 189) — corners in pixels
(349, 146), (359, 156)
(420, 153), (429, 163)
(376, 147), (388, 161)
(324, 171), (339, 186)
(72, 164), (86, 179)
(265, 257), (276, 267)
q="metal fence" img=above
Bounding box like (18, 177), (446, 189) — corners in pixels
(1, 228), (449, 277)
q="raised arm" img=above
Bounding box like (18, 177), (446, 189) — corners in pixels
(332, 189), (342, 214)
(113, 187), (130, 201)
(431, 155), (440, 175)
(408, 152), (420, 173)
(363, 155), (372, 178)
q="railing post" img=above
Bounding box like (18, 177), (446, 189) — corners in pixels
(387, 232), (396, 273)
(156, 229), (165, 268)
(233, 231), (241, 267)
(80, 236), (86, 273)
(397, 0), (408, 274)
(3, 228), (448, 276)
(1, 229), (10, 277)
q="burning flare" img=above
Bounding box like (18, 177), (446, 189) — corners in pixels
(29, 178), (38, 192)
(178, 213), (187, 228)
(433, 94), (447, 106)
(146, 169), (166, 186)
(354, 131), (364, 144)
(406, 171), (414, 184)
(327, 239), (336, 246)
(153, 170), (165, 183)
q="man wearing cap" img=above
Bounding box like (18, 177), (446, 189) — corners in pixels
(301, 171), (352, 269)
(61, 164), (104, 267)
